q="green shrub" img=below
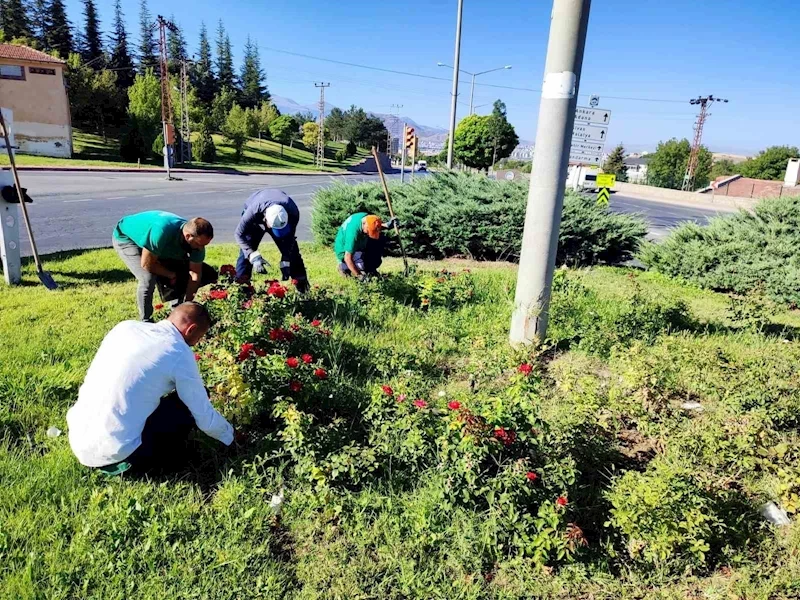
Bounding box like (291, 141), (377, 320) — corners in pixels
(640, 195), (800, 305)
(345, 140), (357, 157)
(192, 120), (217, 163)
(334, 148), (347, 162)
(118, 115), (149, 162)
(312, 172), (647, 265)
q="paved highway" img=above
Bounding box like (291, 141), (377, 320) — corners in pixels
(9, 170), (729, 256)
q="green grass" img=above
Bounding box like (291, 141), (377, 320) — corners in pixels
(3, 245), (800, 597)
(0, 129), (370, 172)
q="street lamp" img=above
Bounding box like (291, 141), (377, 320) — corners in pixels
(437, 62), (512, 115)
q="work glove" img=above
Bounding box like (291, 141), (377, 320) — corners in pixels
(249, 251), (269, 275)
(385, 217), (399, 229)
(279, 261), (291, 281)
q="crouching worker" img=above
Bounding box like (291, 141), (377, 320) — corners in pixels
(234, 188), (309, 292)
(113, 210), (218, 321)
(66, 302), (234, 476)
(335, 212), (397, 278)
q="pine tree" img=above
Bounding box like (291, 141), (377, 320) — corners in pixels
(215, 20), (234, 90)
(108, 0), (134, 89)
(46, 0), (73, 58)
(602, 144), (628, 182)
(30, 0), (51, 48)
(1, 0), (32, 39)
(137, 0), (157, 72)
(80, 0), (103, 65)
(239, 35), (265, 109)
(166, 14), (186, 73)
(190, 21), (217, 107)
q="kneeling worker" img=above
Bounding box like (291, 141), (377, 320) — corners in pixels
(113, 210), (217, 321)
(335, 212), (396, 278)
(67, 302), (234, 475)
(234, 188), (309, 292)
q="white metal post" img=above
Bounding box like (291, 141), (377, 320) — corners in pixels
(446, 0), (464, 169)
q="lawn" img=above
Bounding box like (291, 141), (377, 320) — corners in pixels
(0, 129), (370, 173)
(2, 245), (800, 598)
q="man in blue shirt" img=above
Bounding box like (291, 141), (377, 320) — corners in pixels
(234, 189), (309, 291)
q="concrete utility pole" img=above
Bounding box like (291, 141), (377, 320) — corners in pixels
(446, 0), (464, 169)
(400, 122), (407, 183)
(681, 95), (728, 191)
(156, 15), (177, 179)
(509, 0), (592, 344)
(315, 83), (330, 169)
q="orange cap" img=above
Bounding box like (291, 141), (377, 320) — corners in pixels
(363, 215), (383, 239)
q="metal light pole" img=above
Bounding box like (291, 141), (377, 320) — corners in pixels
(446, 0), (464, 170)
(438, 63), (512, 115)
(509, 0), (592, 344)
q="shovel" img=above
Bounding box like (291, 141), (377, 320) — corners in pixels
(0, 110), (57, 290)
(371, 146), (409, 276)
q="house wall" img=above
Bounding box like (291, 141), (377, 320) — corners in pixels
(0, 59), (72, 158)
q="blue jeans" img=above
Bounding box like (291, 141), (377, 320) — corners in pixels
(235, 225), (308, 287)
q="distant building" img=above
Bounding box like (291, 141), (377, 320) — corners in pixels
(624, 156), (650, 183)
(0, 44), (72, 158)
(510, 145), (534, 160)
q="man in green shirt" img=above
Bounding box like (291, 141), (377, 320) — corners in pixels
(113, 211), (217, 321)
(335, 212), (396, 278)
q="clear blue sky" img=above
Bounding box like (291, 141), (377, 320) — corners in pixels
(67, 0), (800, 155)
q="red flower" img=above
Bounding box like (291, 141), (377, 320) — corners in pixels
(290, 323), (301, 332)
(382, 385), (394, 396)
(291, 278), (299, 286)
(311, 319), (322, 327)
(321, 329), (332, 336)
(397, 394), (407, 403)
(154, 303), (164, 310)
(556, 496), (568, 508)
(238, 342), (255, 362)
(518, 363), (533, 375)
(447, 401), (461, 410)
(267, 282), (287, 299)
(254, 347), (266, 357)
(289, 380), (303, 393)
(301, 353), (313, 364)
(494, 427), (517, 447)
(283, 330), (295, 342)
(269, 328), (294, 342)
(526, 471), (538, 482)
(286, 357), (299, 369)
(220, 264), (236, 277)
(194, 353), (201, 361)
(209, 289), (228, 300)
(242, 299), (253, 310)
(413, 399), (427, 409)
(269, 329), (280, 341)
(314, 368), (328, 379)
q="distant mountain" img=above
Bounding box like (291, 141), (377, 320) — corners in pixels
(270, 95), (335, 119)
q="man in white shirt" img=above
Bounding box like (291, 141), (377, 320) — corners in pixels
(67, 302), (234, 475)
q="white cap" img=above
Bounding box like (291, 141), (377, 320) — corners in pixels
(265, 205), (289, 230)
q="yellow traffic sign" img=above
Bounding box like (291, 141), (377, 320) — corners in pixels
(596, 173), (616, 188)
(597, 187), (610, 207)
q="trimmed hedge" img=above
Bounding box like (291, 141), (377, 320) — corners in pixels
(312, 172), (647, 266)
(640, 195), (800, 305)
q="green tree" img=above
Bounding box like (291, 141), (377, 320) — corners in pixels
(211, 86), (236, 131)
(108, 0), (134, 89)
(486, 99), (519, 169)
(453, 114), (516, 171)
(602, 144), (629, 182)
(137, 0), (156, 72)
(30, 0), (50, 48)
(190, 22), (216, 107)
(326, 107), (346, 141)
(126, 68), (161, 152)
(192, 117), (217, 162)
(647, 138), (712, 190)
(166, 14), (186, 74)
(215, 20), (235, 91)
(89, 69), (124, 139)
(709, 158), (738, 181)
(239, 35), (265, 109)
(221, 104), (249, 162)
(738, 146), (799, 181)
(1, 0), (32, 39)
(79, 0), (102, 65)
(46, 0), (72, 58)
(346, 140), (357, 157)
(294, 111), (315, 127)
(269, 114), (297, 157)
(255, 100), (279, 141)
(302, 121), (320, 150)
(244, 107), (259, 137)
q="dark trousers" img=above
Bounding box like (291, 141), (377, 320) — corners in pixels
(157, 258), (219, 305)
(124, 392), (197, 475)
(339, 236), (386, 275)
(235, 225), (308, 287)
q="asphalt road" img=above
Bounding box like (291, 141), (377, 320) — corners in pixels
(9, 170), (729, 256)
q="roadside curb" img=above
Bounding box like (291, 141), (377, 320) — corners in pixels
(8, 165), (367, 176)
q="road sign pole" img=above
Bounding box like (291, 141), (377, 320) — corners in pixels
(510, 0), (592, 345)
(446, 0), (464, 169)
(400, 123), (407, 183)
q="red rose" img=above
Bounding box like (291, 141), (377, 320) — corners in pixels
(267, 282), (287, 299)
(314, 368), (328, 379)
(311, 319), (322, 327)
(556, 496), (568, 507)
(289, 380), (303, 393)
(286, 357), (299, 369)
(397, 394), (407, 403)
(282, 330), (295, 342)
(413, 399), (427, 409)
(154, 303), (164, 310)
(238, 342), (255, 362)
(194, 353), (201, 361)
(209, 289), (229, 300)
(220, 264), (236, 277)
(526, 471), (538, 482)
(290, 323), (301, 332)
(301, 354), (313, 364)
(518, 363), (533, 375)
(447, 401), (461, 410)
(382, 385), (394, 396)
(269, 329), (280, 341)
(494, 427), (516, 447)
(254, 348), (266, 357)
